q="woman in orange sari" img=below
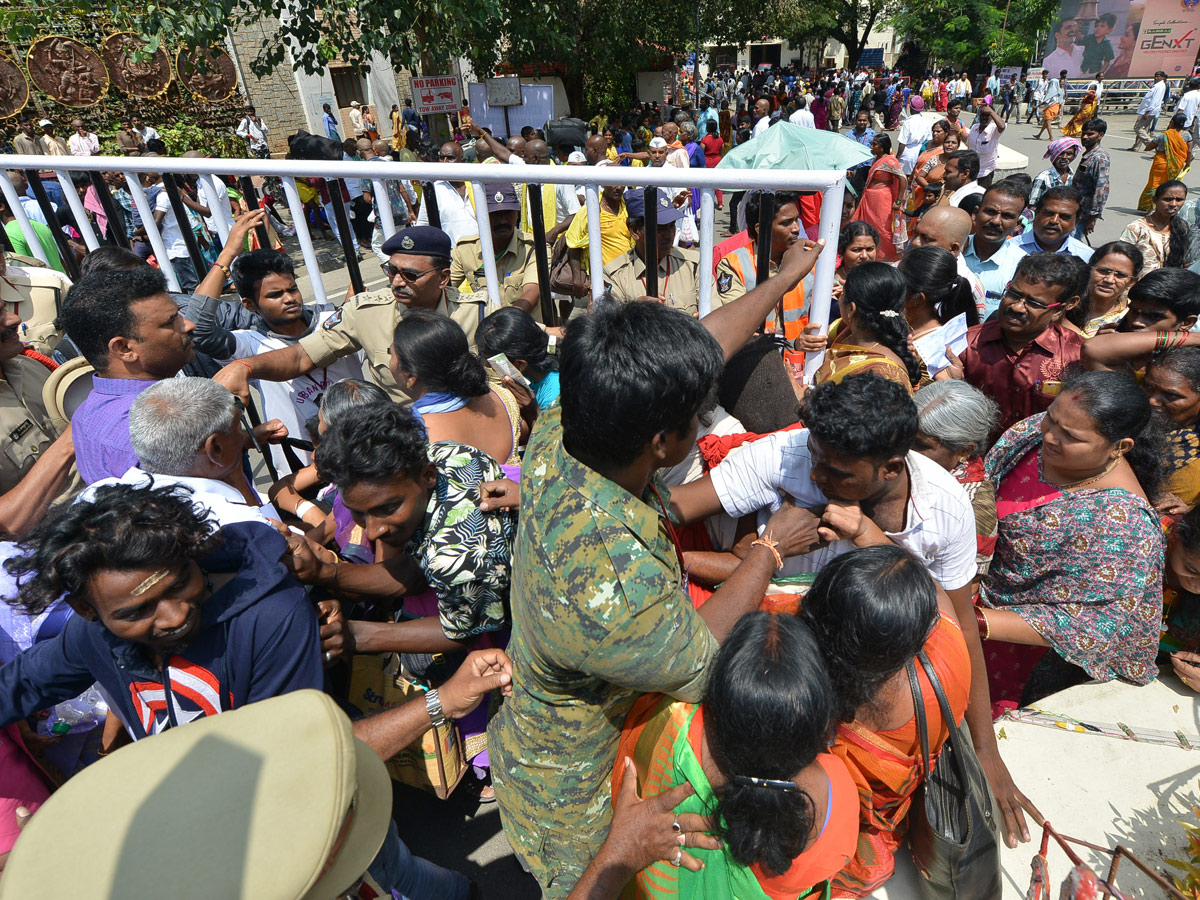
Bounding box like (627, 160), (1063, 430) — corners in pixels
(905, 120), (953, 218)
(801, 545), (971, 898)
(850, 134), (908, 260)
(1138, 113), (1192, 212)
(613, 612), (858, 900)
(1060, 88), (1097, 138)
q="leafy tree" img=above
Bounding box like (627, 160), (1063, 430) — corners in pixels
(775, 0), (903, 69)
(886, 0), (1059, 68)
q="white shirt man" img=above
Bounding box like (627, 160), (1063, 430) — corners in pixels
(415, 181), (479, 246)
(897, 113), (932, 174)
(1133, 74), (1169, 150)
(709, 429), (977, 588)
(1043, 44), (1083, 78)
(236, 114), (270, 155)
(950, 181), (986, 208)
(225, 310), (365, 473)
(84, 467), (280, 528)
(753, 114), (770, 138)
(348, 102), (364, 138)
(789, 105), (816, 128)
(153, 190), (188, 261)
(967, 118), (1001, 179)
(1178, 83), (1200, 139)
(67, 130), (98, 157)
(1138, 78), (1167, 118)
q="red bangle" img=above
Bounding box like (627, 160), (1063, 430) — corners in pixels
(975, 607), (991, 641)
(234, 359), (254, 375)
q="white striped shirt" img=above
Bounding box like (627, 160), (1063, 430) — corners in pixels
(710, 429), (977, 589)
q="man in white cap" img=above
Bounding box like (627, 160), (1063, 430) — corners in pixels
(349, 100), (364, 139)
(37, 120), (68, 156)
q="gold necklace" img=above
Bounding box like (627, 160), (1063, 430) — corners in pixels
(1046, 454), (1120, 491)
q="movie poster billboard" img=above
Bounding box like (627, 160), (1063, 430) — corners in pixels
(1041, 0), (1200, 79)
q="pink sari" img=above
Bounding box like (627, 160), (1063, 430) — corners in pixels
(851, 154), (905, 260)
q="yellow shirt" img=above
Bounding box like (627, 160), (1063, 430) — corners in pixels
(564, 202), (634, 267)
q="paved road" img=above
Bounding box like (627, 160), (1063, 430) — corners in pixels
(258, 110), (1193, 900)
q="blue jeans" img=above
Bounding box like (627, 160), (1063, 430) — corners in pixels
(368, 820), (471, 900)
(169, 256), (200, 293)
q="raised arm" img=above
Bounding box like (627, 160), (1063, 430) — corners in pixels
(212, 343), (318, 403)
(1081, 329), (1200, 371)
(701, 237), (824, 361)
(466, 121), (514, 163)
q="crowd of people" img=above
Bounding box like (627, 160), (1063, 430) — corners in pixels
(0, 57), (1197, 900)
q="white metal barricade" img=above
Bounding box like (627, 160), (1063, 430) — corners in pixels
(0, 154), (846, 379)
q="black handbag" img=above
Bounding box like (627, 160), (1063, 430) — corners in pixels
(906, 650), (1002, 900)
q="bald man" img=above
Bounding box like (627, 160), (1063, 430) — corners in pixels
(753, 98), (771, 137)
(414, 140), (478, 245)
(364, 139), (417, 259)
(506, 136), (526, 156)
(465, 123), (578, 241)
(909, 205), (986, 317)
(584, 134), (610, 166)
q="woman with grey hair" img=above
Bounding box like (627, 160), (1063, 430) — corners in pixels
(913, 379), (1000, 577)
(269, 379), (393, 539)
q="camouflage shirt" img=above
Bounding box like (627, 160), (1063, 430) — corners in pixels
(490, 407), (717, 891)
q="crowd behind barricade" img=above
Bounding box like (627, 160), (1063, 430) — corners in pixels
(0, 58), (1200, 899)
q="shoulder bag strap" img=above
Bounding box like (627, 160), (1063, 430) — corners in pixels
(916, 650), (970, 779)
(906, 660), (932, 776)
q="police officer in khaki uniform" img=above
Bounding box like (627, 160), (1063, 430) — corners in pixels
(0, 302), (57, 493)
(0, 252), (71, 356)
(602, 188), (700, 316)
(449, 182), (542, 317)
(214, 226), (497, 404)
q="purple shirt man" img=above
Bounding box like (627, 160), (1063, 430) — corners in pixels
(57, 267), (197, 484)
(72, 377), (158, 484)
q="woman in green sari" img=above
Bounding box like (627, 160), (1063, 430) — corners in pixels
(612, 612), (858, 900)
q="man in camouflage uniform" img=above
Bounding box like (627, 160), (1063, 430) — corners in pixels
(214, 226), (496, 404)
(490, 238), (826, 897)
(602, 188), (700, 316)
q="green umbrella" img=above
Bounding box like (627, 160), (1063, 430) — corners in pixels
(716, 121), (872, 172)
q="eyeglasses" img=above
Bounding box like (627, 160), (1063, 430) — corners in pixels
(1092, 267), (1134, 281)
(437, 152), (459, 160)
(1002, 282), (1064, 312)
(381, 263), (437, 283)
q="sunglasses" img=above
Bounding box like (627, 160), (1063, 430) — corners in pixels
(382, 263), (437, 283)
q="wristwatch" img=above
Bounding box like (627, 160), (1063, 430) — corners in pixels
(425, 688), (446, 728)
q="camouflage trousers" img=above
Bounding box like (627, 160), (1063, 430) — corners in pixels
(494, 796), (606, 899)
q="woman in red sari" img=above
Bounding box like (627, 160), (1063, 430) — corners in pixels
(851, 133), (908, 261)
(801, 545), (971, 897)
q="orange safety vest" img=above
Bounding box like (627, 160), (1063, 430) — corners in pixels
(723, 245), (810, 343)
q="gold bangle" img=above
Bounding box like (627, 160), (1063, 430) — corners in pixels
(750, 536), (784, 571)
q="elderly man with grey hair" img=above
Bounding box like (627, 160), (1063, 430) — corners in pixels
(80, 377), (287, 528)
(913, 379), (1001, 577)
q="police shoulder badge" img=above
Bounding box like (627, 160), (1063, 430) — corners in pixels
(323, 308), (343, 330)
(717, 272), (733, 294)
